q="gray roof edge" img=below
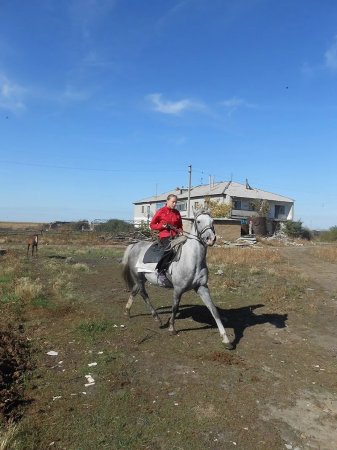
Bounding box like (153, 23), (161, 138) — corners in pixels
(134, 182), (294, 204)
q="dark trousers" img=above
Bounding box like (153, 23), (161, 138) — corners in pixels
(156, 237), (173, 273)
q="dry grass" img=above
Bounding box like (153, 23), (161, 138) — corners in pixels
(72, 263), (90, 272)
(14, 278), (43, 302)
(308, 246), (337, 263)
(0, 423), (18, 450)
(208, 246), (282, 267)
(0, 222), (44, 231)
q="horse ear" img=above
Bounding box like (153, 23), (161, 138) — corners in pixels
(192, 207), (197, 217)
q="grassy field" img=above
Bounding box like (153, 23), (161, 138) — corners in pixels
(0, 222), (45, 231)
(1, 234), (337, 449)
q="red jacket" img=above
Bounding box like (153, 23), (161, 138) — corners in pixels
(150, 205), (183, 239)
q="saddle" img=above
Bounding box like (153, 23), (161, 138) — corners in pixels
(143, 236), (187, 270)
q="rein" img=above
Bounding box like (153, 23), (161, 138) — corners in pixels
(169, 215), (215, 246)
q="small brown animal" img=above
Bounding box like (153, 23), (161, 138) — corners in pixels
(27, 234), (38, 256)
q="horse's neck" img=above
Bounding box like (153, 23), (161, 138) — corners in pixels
(185, 228), (207, 257)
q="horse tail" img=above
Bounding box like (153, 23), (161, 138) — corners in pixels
(122, 244), (135, 290)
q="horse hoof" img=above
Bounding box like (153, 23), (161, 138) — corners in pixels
(124, 310), (131, 318)
(225, 342), (235, 350)
(169, 329), (178, 336)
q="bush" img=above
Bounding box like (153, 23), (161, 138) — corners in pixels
(72, 220), (90, 231)
(319, 226), (337, 242)
(283, 220), (312, 240)
(95, 219), (134, 233)
(204, 199), (232, 218)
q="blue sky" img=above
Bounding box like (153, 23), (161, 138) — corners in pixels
(1, 0), (337, 229)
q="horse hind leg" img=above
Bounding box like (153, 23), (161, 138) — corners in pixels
(125, 285), (139, 317)
(139, 284), (162, 325)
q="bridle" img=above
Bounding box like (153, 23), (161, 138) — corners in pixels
(165, 212), (215, 246)
(193, 213), (215, 246)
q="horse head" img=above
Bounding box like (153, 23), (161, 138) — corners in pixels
(193, 208), (216, 246)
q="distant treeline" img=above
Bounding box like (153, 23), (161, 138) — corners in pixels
(94, 219), (135, 233)
(318, 226), (337, 242)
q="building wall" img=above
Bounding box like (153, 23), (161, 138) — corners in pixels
(214, 219), (242, 242)
(134, 194), (294, 225)
(182, 218), (241, 242)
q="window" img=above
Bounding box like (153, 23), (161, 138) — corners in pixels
(233, 199), (241, 210)
(141, 205), (144, 213)
(176, 201), (187, 212)
(275, 205), (285, 218)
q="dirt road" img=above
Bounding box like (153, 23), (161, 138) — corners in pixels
(280, 246), (337, 294)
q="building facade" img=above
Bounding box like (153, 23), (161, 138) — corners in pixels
(133, 180), (294, 230)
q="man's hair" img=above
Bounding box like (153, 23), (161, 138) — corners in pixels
(166, 194), (177, 201)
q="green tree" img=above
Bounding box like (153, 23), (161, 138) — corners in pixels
(319, 226), (337, 242)
(249, 199), (270, 217)
(95, 219), (134, 233)
(283, 220), (312, 240)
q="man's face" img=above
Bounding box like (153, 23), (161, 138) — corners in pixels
(167, 197), (177, 209)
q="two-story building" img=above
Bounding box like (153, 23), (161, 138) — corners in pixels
(134, 180), (294, 236)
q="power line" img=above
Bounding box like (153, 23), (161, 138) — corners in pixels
(0, 160), (186, 173)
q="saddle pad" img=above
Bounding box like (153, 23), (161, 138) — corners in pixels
(135, 257), (157, 273)
(143, 241), (165, 264)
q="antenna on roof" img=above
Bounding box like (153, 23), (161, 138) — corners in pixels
(245, 178), (252, 190)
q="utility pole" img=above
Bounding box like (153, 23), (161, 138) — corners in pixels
(187, 165), (192, 218)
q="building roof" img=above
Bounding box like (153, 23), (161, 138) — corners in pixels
(134, 181), (294, 204)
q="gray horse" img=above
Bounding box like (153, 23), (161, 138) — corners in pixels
(122, 209), (233, 349)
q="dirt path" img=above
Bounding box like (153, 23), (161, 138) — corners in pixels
(280, 246), (337, 294)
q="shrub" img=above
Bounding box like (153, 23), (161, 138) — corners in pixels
(319, 226), (337, 242)
(95, 219), (134, 233)
(283, 220), (312, 240)
(72, 220), (90, 231)
(203, 199), (232, 218)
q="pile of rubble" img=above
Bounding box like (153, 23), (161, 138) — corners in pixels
(218, 231), (305, 248)
(263, 230), (304, 246)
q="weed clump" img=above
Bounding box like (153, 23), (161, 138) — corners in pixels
(0, 326), (32, 424)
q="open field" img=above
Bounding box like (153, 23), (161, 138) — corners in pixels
(1, 234), (337, 449)
(0, 222), (45, 232)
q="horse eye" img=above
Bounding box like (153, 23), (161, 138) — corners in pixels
(197, 220), (200, 224)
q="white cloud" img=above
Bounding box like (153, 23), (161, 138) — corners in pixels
(147, 93), (206, 115)
(0, 73), (26, 112)
(60, 85), (91, 102)
(69, 0), (116, 40)
(0, 72), (92, 112)
(222, 97), (254, 108)
(221, 97), (255, 116)
(324, 36), (337, 70)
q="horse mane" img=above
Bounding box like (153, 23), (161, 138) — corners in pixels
(193, 207), (211, 219)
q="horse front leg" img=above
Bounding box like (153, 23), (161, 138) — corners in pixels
(197, 285), (234, 350)
(168, 290), (182, 335)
